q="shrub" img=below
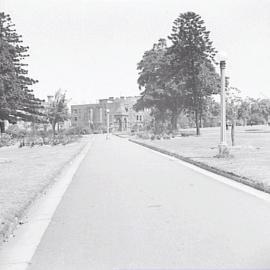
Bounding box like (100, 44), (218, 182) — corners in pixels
(163, 134), (171, 140)
(0, 134), (13, 147)
(50, 133), (81, 146)
(63, 126), (87, 136)
(6, 125), (27, 138)
(136, 132), (150, 140)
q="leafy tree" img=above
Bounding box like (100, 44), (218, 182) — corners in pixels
(199, 96), (220, 127)
(135, 12), (220, 134)
(259, 99), (270, 125)
(135, 39), (187, 131)
(238, 98), (251, 126)
(225, 78), (242, 146)
(47, 90), (69, 136)
(239, 98), (265, 126)
(0, 12), (43, 124)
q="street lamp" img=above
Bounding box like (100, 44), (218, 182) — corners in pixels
(106, 109), (110, 139)
(218, 51), (229, 156)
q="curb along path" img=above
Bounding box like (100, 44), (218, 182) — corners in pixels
(0, 136), (94, 270)
(129, 138), (270, 195)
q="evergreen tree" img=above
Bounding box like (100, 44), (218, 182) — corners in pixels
(0, 12), (43, 124)
(135, 12), (219, 133)
(168, 12), (219, 135)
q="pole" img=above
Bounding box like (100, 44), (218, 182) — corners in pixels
(218, 60), (228, 156)
(106, 109), (110, 139)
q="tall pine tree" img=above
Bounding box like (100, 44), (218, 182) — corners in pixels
(0, 12), (44, 125)
(168, 12), (219, 135)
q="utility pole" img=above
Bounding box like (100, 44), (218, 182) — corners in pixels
(106, 109), (110, 139)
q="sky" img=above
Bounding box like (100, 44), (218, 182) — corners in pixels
(2, 0), (270, 104)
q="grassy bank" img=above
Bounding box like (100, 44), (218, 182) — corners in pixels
(131, 125), (270, 192)
(0, 136), (90, 244)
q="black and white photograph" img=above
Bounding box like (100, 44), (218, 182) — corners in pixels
(0, 0), (270, 269)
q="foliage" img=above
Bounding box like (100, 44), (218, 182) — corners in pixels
(63, 126), (88, 135)
(135, 38), (184, 131)
(226, 83), (242, 122)
(238, 98), (252, 125)
(0, 12), (44, 124)
(167, 12), (219, 135)
(47, 90), (69, 136)
(5, 124), (26, 138)
(135, 12), (220, 134)
(259, 99), (270, 124)
(0, 133), (14, 147)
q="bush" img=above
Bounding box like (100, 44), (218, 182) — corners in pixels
(163, 134), (171, 140)
(136, 132), (150, 140)
(180, 131), (195, 137)
(51, 134), (80, 145)
(6, 125), (27, 138)
(0, 134), (14, 147)
(63, 126), (88, 136)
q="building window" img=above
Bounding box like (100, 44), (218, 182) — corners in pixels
(73, 109), (78, 114)
(140, 115), (142, 121)
(74, 117), (78, 121)
(137, 115), (139, 121)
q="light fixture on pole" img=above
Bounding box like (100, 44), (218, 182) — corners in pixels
(106, 108), (110, 139)
(218, 51), (229, 157)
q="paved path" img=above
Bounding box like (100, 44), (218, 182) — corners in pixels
(27, 135), (270, 269)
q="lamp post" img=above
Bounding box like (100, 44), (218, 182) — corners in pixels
(106, 108), (110, 139)
(218, 52), (228, 156)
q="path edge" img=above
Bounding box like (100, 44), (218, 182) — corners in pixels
(0, 136), (93, 246)
(129, 138), (270, 195)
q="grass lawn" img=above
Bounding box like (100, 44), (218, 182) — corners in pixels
(0, 136), (90, 243)
(134, 125), (270, 189)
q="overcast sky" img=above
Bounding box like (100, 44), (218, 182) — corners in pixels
(2, 0), (270, 104)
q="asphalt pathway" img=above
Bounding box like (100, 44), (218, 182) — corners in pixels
(27, 135), (270, 269)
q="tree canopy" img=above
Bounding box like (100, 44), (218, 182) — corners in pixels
(135, 12), (220, 134)
(47, 90), (69, 136)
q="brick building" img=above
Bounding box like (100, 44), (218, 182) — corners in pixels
(71, 96), (151, 132)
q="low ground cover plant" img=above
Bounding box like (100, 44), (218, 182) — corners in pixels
(1, 125), (82, 148)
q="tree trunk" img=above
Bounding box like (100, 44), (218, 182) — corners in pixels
(231, 119), (235, 146)
(171, 113), (178, 132)
(0, 121), (5, 134)
(32, 122), (36, 136)
(199, 112), (203, 128)
(195, 109), (200, 136)
(52, 121), (56, 138)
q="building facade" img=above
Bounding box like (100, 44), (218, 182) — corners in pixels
(71, 96), (151, 132)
